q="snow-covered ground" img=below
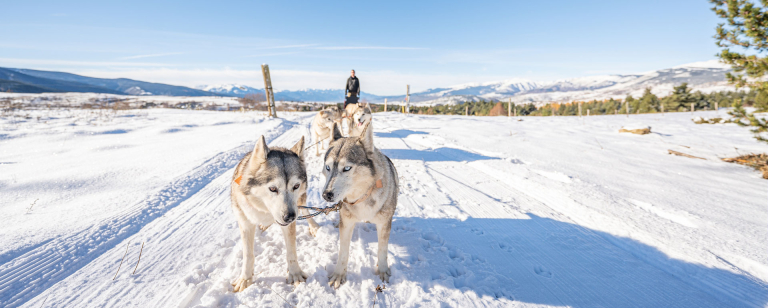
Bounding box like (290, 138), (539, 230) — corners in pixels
(1, 109), (766, 307)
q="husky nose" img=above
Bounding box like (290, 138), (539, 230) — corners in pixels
(283, 212), (296, 223)
(322, 191), (334, 202)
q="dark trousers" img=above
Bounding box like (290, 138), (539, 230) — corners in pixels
(344, 95), (359, 108)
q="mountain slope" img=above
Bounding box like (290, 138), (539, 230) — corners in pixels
(0, 68), (124, 94)
(1, 68), (225, 97)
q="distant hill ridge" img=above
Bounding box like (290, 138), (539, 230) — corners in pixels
(0, 67), (224, 97)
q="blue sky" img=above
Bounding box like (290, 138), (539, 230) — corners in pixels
(0, 0), (723, 95)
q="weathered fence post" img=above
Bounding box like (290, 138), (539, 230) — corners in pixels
(661, 103), (664, 116)
(384, 98), (387, 112)
(691, 103), (694, 115)
(405, 85), (410, 114)
(578, 101), (582, 117)
(508, 98), (512, 117)
(587, 109), (590, 116)
(625, 101), (629, 118)
(465, 105), (469, 116)
(261, 64), (277, 118)
(715, 101), (718, 114)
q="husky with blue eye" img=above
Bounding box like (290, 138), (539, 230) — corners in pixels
(321, 121), (399, 288)
(229, 135), (319, 292)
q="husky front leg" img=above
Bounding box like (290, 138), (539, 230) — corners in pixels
(281, 222), (308, 285)
(328, 217), (355, 288)
(232, 219), (256, 292)
(375, 220), (392, 283)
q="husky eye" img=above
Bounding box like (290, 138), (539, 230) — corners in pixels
(269, 186), (278, 193)
(293, 183), (300, 190)
(325, 165), (330, 171)
(343, 166), (352, 172)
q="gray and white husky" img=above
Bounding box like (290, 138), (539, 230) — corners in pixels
(311, 109), (341, 156)
(229, 135), (320, 292)
(348, 103), (372, 137)
(322, 121), (399, 288)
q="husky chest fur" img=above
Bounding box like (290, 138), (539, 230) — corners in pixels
(229, 135), (319, 292)
(321, 122), (399, 288)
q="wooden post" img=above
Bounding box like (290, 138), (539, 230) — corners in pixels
(405, 85), (410, 114)
(691, 103), (694, 114)
(587, 109), (590, 116)
(384, 98), (387, 112)
(578, 101), (582, 117)
(261, 64), (277, 118)
(513, 104), (517, 117)
(508, 98), (512, 117)
(465, 105), (469, 116)
(661, 103), (664, 116)
(715, 101), (718, 114)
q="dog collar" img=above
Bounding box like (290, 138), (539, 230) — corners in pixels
(344, 179), (383, 206)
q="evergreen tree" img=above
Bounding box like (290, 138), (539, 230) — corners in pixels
(637, 88), (661, 112)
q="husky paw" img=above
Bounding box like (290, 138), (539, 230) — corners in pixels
(286, 269), (308, 286)
(231, 277), (252, 292)
(259, 224), (270, 231)
(328, 270), (347, 289)
(308, 225), (319, 237)
(376, 266), (391, 283)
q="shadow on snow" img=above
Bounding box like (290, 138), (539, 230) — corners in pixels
(361, 214), (768, 307)
(381, 147), (498, 162)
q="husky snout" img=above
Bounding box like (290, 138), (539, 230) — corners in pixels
(322, 190), (335, 202)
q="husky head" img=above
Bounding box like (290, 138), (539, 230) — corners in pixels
(353, 104), (372, 128)
(322, 121), (376, 203)
(241, 136), (306, 226)
(318, 110), (337, 129)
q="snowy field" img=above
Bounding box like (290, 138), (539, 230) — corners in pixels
(1, 108), (766, 307)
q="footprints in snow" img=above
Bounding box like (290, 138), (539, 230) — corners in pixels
(534, 265), (553, 278)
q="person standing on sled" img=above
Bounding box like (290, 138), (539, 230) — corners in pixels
(344, 69), (360, 108)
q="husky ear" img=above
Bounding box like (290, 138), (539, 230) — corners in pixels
(359, 121), (374, 154)
(364, 104), (372, 112)
(291, 136), (304, 158)
(331, 122), (343, 141)
(250, 135), (269, 167)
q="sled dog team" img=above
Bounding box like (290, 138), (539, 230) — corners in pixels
(230, 103), (393, 291)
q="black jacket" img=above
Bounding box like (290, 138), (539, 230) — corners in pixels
(346, 76), (360, 96)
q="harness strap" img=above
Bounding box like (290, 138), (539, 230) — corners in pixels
(344, 179), (383, 206)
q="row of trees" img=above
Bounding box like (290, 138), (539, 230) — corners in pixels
(404, 85), (762, 117)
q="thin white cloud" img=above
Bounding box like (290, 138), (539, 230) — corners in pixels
(252, 44), (318, 50)
(315, 46), (427, 50)
(119, 52), (183, 60)
(242, 52), (302, 58)
(0, 57), (173, 67)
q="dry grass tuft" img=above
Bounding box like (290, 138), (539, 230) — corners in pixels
(619, 127), (651, 135)
(722, 153), (768, 179)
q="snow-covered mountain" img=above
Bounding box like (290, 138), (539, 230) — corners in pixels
(194, 84), (262, 96)
(395, 60), (733, 106)
(195, 60), (735, 105)
(197, 84), (383, 102)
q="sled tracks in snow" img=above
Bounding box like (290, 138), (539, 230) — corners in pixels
(0, 117), (310, 308)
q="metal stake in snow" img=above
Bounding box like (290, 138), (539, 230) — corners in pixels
(261, 64), (277, 118)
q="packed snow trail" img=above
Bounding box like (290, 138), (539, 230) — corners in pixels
(1, 110), (765, 307)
